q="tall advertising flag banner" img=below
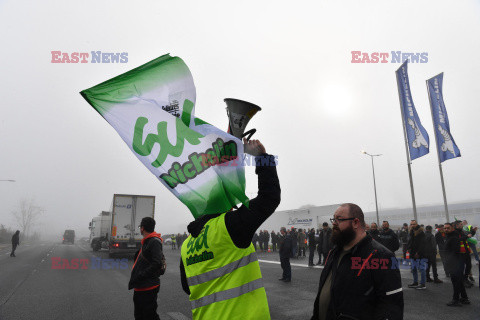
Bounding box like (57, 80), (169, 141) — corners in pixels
(427, 73), (461, 162)
(80, 54), (249, 218)
(396, 61), (430, 160)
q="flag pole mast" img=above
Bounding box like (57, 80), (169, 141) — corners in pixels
(426, 78), (450, 222)
(396, 70), (418, 222)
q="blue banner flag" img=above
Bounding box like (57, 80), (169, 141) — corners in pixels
(396, 61), (429, 160)
(427, 73), (461, 162)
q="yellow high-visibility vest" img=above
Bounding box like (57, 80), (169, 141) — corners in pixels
(181, 213), (270, 320)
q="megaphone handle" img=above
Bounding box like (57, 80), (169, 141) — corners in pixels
(242, 129), (257, 141)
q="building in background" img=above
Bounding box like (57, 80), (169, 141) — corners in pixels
(261, 201), (480, 232)
(260, 204), (340, 232)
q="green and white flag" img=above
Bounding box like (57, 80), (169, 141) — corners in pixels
(81, 54), (249, 218)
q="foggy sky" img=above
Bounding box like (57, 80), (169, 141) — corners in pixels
(1, 0), (479, 238)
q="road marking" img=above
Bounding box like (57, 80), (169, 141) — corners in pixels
(166, 312), (191, 320)
(258, 259), (323, 269)
(41, 259), (45, 263)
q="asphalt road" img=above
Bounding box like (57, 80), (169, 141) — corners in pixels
(0, 242), (478, 320)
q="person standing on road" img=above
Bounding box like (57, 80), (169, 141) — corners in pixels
(177, 233), (183, 249)
(424, 225), (442, 283)
(317, 223), (332, 265)
(10, 230), (20, 257)
(462, 220), (479, 264)
(377, 221), (400, 253)
(271, 230), (277, 252)
(258, 231), (264, 252)
(308, 228), (316, 266)
(278, 227), (292, 282)
(454, 221), (474, 288)
(399, 223), (409, 260)
(435, 224), (449, 277)
(407, 220), (427, 290)
(179, 139), (281, 320)
(461, 220), (477, 283)
(298, 228), (306, 257)
(129, 217), (165, 320)
(171, 234), (177, 250)
(444, 222), (470, 306)
(291, 228), (298, 258)
(264, 229), (270, 252)
(311, 203), (403, 320)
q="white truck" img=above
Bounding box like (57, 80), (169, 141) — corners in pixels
(89, 211), (112, 251)
(108, 194), (155, 257)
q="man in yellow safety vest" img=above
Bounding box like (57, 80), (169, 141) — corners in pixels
(180, 139), (281, 320)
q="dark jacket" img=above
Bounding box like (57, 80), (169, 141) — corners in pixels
(423, 231), (437, 257)
(319, 228), (333, 253)
(180, 153), (281, 294)
(369, 229), (380, 242)
(407, 226), (426, 258)
(264, 231), (270, 243)
(377, 228), (400, 253)
(311, 235), (404, 320)
(12, 232), (20, 245)
(398, 229), (409, 244)
(291, 230), (298, 248)
(444, 230), (462, 274)
(128, 234), (164, 290)
(271, 232), (277, 244)
(298, 232), (306, 248)
(434, 232), (447, 251)
(308, 230), (316, 247)
(279, 234), (293, 258)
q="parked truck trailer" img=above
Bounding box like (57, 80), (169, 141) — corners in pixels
(108, 194), (155, 257)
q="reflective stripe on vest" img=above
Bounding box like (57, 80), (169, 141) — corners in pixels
(190, 278), (264, 309)
(181, 213), (270, 320)
(187, 251), (258, 286)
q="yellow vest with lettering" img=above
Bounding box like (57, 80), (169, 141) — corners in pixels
(181, 213), (270, 320)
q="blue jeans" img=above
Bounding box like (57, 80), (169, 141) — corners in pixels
(411, 259), (427, 284)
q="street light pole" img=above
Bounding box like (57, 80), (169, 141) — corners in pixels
(361, 151), (382, 225)
(0, 180), (15, 182)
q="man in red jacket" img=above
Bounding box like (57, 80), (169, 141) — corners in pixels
(129, 217), (165, 320)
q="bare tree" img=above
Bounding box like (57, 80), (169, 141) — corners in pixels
(0, 224), (14, 243)
(12, 198), (43, 238)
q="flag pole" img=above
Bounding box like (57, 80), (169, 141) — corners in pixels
(396, 70), (418, 222)
(426, 78), (450, 222)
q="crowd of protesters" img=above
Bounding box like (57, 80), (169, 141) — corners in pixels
(250, 217), (479, 308)
(170, 213), (478, 312)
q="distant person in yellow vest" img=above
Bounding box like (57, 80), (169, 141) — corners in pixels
(180, 139), (281, 320)
(172, 235), (177, 250)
